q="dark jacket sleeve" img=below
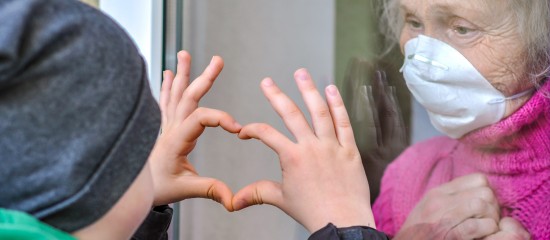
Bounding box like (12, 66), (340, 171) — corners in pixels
(131, 205), (173, 240)
(309, 223), (390, 240)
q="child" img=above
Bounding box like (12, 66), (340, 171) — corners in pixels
(0, 0), (388, 239)
(0, 0), (238, 238)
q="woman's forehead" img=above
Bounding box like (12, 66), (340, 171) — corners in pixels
(399, 0), (512, 26)
(399, 0), (503, 16)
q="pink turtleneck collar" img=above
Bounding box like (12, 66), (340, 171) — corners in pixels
(460, 79), (550, 174)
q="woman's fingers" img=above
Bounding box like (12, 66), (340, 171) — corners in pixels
(421, 180), (499, 224)
(424, 183), (499, 218)
(497, 217), (530, 239)
(458, 188), (499, 221)
(445, 218), (499, 240)
(238, 123), (294, 155)
(437, 173), (491, 195)
(325, 85), (357, 147)
(260, 77), (314, 141)
(439, 197), (500, 229)
(294, 69), (336, 139)
(351, 85), (379, 152)
(401, 173), (501, 239)
(383, 85), (408, 148)
(232, 180), (283, 211)
(176, 56), (224, 118)
(482, 217), (531, 240)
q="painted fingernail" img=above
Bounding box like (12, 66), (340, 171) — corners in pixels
(262, 78), (274, 87)
(326, 85), (338, 96)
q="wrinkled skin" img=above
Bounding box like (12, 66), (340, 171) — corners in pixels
(399, 0), (533, 117)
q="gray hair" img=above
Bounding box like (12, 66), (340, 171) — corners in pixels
(379, 0), (550, 85)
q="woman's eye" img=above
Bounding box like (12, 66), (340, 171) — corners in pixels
(406, 20), (422, 29)
(454, 26), (472, 35)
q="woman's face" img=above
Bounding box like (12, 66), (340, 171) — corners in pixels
(398, 0), (530, 99)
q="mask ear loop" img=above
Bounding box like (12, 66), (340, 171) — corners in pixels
(488, 88), (535, 104)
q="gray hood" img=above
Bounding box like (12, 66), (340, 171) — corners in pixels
(0, 0), (160, 232)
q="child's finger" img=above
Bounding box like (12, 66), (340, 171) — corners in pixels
(175, 51), (191, 89)
(160, 70), (175, 123)
(176, 176), (235, 211)
(169, 51), (192, 110)
(178, 108), (241, 143)
(260, 77), (314, 142)
(177, 56), (224, 118)
(238, 123), (294, 155)
(160, 70), (175, 110)
(325, 85), (356, 147)
(232, 180), (283, 211)
(293, 68), (336, 140)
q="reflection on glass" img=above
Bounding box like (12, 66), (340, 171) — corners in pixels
(80, 0), (99, 8)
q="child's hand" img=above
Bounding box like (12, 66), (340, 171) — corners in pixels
(231, 69), (375, 233)
(148, 51), (241, 211)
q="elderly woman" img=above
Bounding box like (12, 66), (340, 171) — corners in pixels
(370, 0), (550, 239)
(234, 0), (548, 239)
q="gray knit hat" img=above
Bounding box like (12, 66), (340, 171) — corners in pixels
(0, 0), (160, 232)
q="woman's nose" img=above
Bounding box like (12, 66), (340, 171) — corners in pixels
(415, 27), (445, 42)
(419, 26), (433, 38)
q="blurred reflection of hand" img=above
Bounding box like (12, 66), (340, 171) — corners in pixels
(341, 58), (408, 202)
(394, 174), (502, 240)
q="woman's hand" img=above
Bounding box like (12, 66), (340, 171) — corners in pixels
(232, 69), (375, 233)
(483, 217), (531, 240)
(148, 51), (241, 210)
(341, 58), (408, 203)
(394, 174), (501, 239)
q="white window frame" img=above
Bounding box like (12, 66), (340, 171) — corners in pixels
(99, 1), (164, 101)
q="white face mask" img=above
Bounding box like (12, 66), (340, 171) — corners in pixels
(400, 35), (532, 139)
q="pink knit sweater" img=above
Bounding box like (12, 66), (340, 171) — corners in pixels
(372, 80), (550, 239)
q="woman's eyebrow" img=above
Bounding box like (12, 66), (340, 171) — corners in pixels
(400, 4), (422, 20)
(400, 1), (487, 23)
(399, 2), (415, 14)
